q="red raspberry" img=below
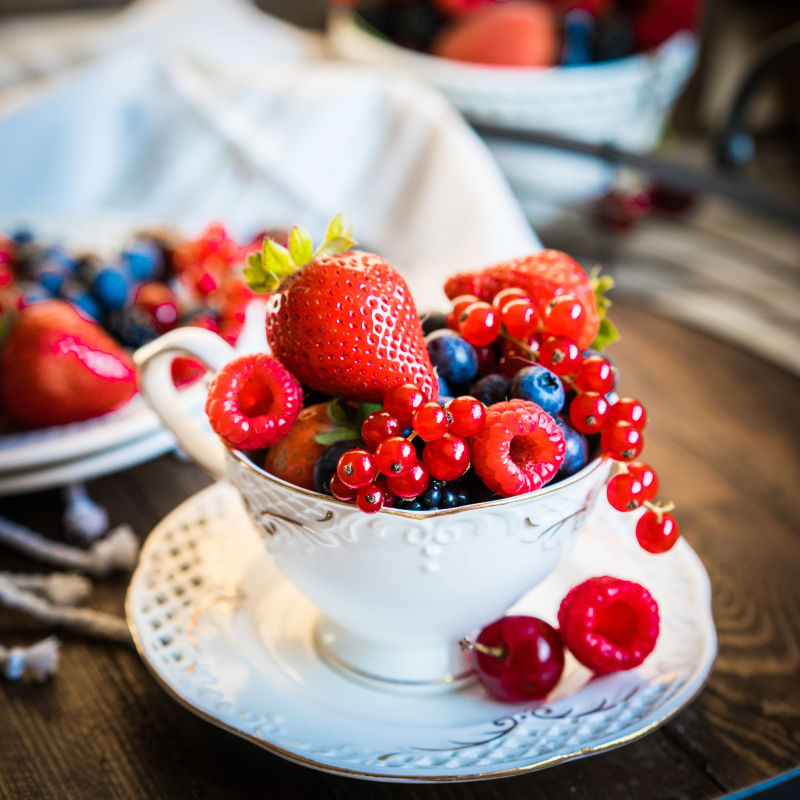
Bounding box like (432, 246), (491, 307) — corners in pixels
(558, 576), (660, 674)
(470, 399), (566, 496)
(205, 354), (302, 450)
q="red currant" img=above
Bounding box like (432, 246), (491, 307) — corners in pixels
(447, 294), (480, 330)
(542, 294), (586, 339)
(606, 472), (645, 511)
(356, 483), (384, 514)
(412, 402), (449, 442)
(538, 335), (582, 376)
(383, 383), (425, 426)
(601, 423), (644, 461)
(336, 449), (377, 489)
(467, 616), (564, 702)
(375, 475), (397, 508)
(361, 411), (401, 450)
(330, 473), (357, 501)
(374, 436), (417, 477)
(500, 299), (539, 340)
(386, 461), (429, 499)
(492, 287), (529, 310)
(636, 510), (679, 553)
(459, 301), (501, 346)
(608, 397), (647, 429)
(628, 462), (658, 500)
(422, 432), (470, 481)
(446, 395), (486, 437)
(568, 392), (610, 434)
(575, 355), (616, 394)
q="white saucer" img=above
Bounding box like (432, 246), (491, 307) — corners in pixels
(127, 482), (716, 783)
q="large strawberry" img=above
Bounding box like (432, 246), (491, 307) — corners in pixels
(244, 216), (437, 402)
(0, 300), (137, 428)
(444, 250), (614, 350)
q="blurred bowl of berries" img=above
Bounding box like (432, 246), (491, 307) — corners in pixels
(0, 218), (273, 481)
(328, 0), (700, 217)
(136, 216), (681, 695)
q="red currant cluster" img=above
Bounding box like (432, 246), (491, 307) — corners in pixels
(444, 286), (680, 556)
(462, 576), (660, 702)
(449, 286), (587, 355)
(332, 383), (486, 514)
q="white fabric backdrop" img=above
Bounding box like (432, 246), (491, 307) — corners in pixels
(0, 0), (538, 307)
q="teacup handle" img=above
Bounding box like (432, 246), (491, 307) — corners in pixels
(135, 327), (235, 480)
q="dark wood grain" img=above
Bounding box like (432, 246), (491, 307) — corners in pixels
(1, 301), (798, 800)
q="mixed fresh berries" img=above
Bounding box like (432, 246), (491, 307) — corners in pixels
(215, 216), (679, 564)
(462, 574), (660, 702)
(0, 222), (266, 429)
(196, 216), (676, 704)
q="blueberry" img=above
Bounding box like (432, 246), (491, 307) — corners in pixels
(33, 247), (75, 295)
(91, 265), (131, 311)
(420, 310), (448, 336)
(441, 489), (458, 509)
(105, 306), (158, 347)
(469, 373), (509, 406)
(437, 374), (452, 399)
(457, 489), (469, 506)
(562, 9), (594, 66)
(555, 416), (589, 479)
(408, 500), (423, 511)
(59, 281), (102, 321)
(11, 227), (33, 246)
(420, 486), (442, 509)
(313, 440), (361, 495)
(123, 241), (163, 282)
(510, 365), (565, 415)
(17, 282), (52, 306)
(426, 330), (478, 385)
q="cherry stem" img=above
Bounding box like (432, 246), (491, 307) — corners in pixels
(407, 431), (418, 443)
(459, 637), (506, 659)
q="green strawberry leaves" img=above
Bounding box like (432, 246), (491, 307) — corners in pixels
(314, 429), (360, 446)
(244, 213), (357, 293)
(244, 238), (294, 293)
(312, 397), (379, 446)
(589, 267), (619, 351)
(288, 226), (314, 267)
(315, 214), (356, 259)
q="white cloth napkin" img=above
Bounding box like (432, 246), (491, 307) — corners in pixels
(0, 0), (538, 307)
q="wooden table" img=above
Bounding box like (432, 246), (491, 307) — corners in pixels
(1, 301), (799, 800)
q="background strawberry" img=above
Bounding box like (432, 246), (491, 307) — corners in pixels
(245, 216), (437, 402)
(0, 300), (137, 428)
(444, 249), (610, 350)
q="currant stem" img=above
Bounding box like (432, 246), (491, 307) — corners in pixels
(459, 637), (506, 659)
(643, 499), (676, 522)
(498, 332), (539, 360)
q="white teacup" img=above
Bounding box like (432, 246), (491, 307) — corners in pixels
(135, 325), (611, 693)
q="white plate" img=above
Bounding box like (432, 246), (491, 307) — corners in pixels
(0, 426), (176, 496)
(127, 482), (716, 783)
(0, 389), (203, 474)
